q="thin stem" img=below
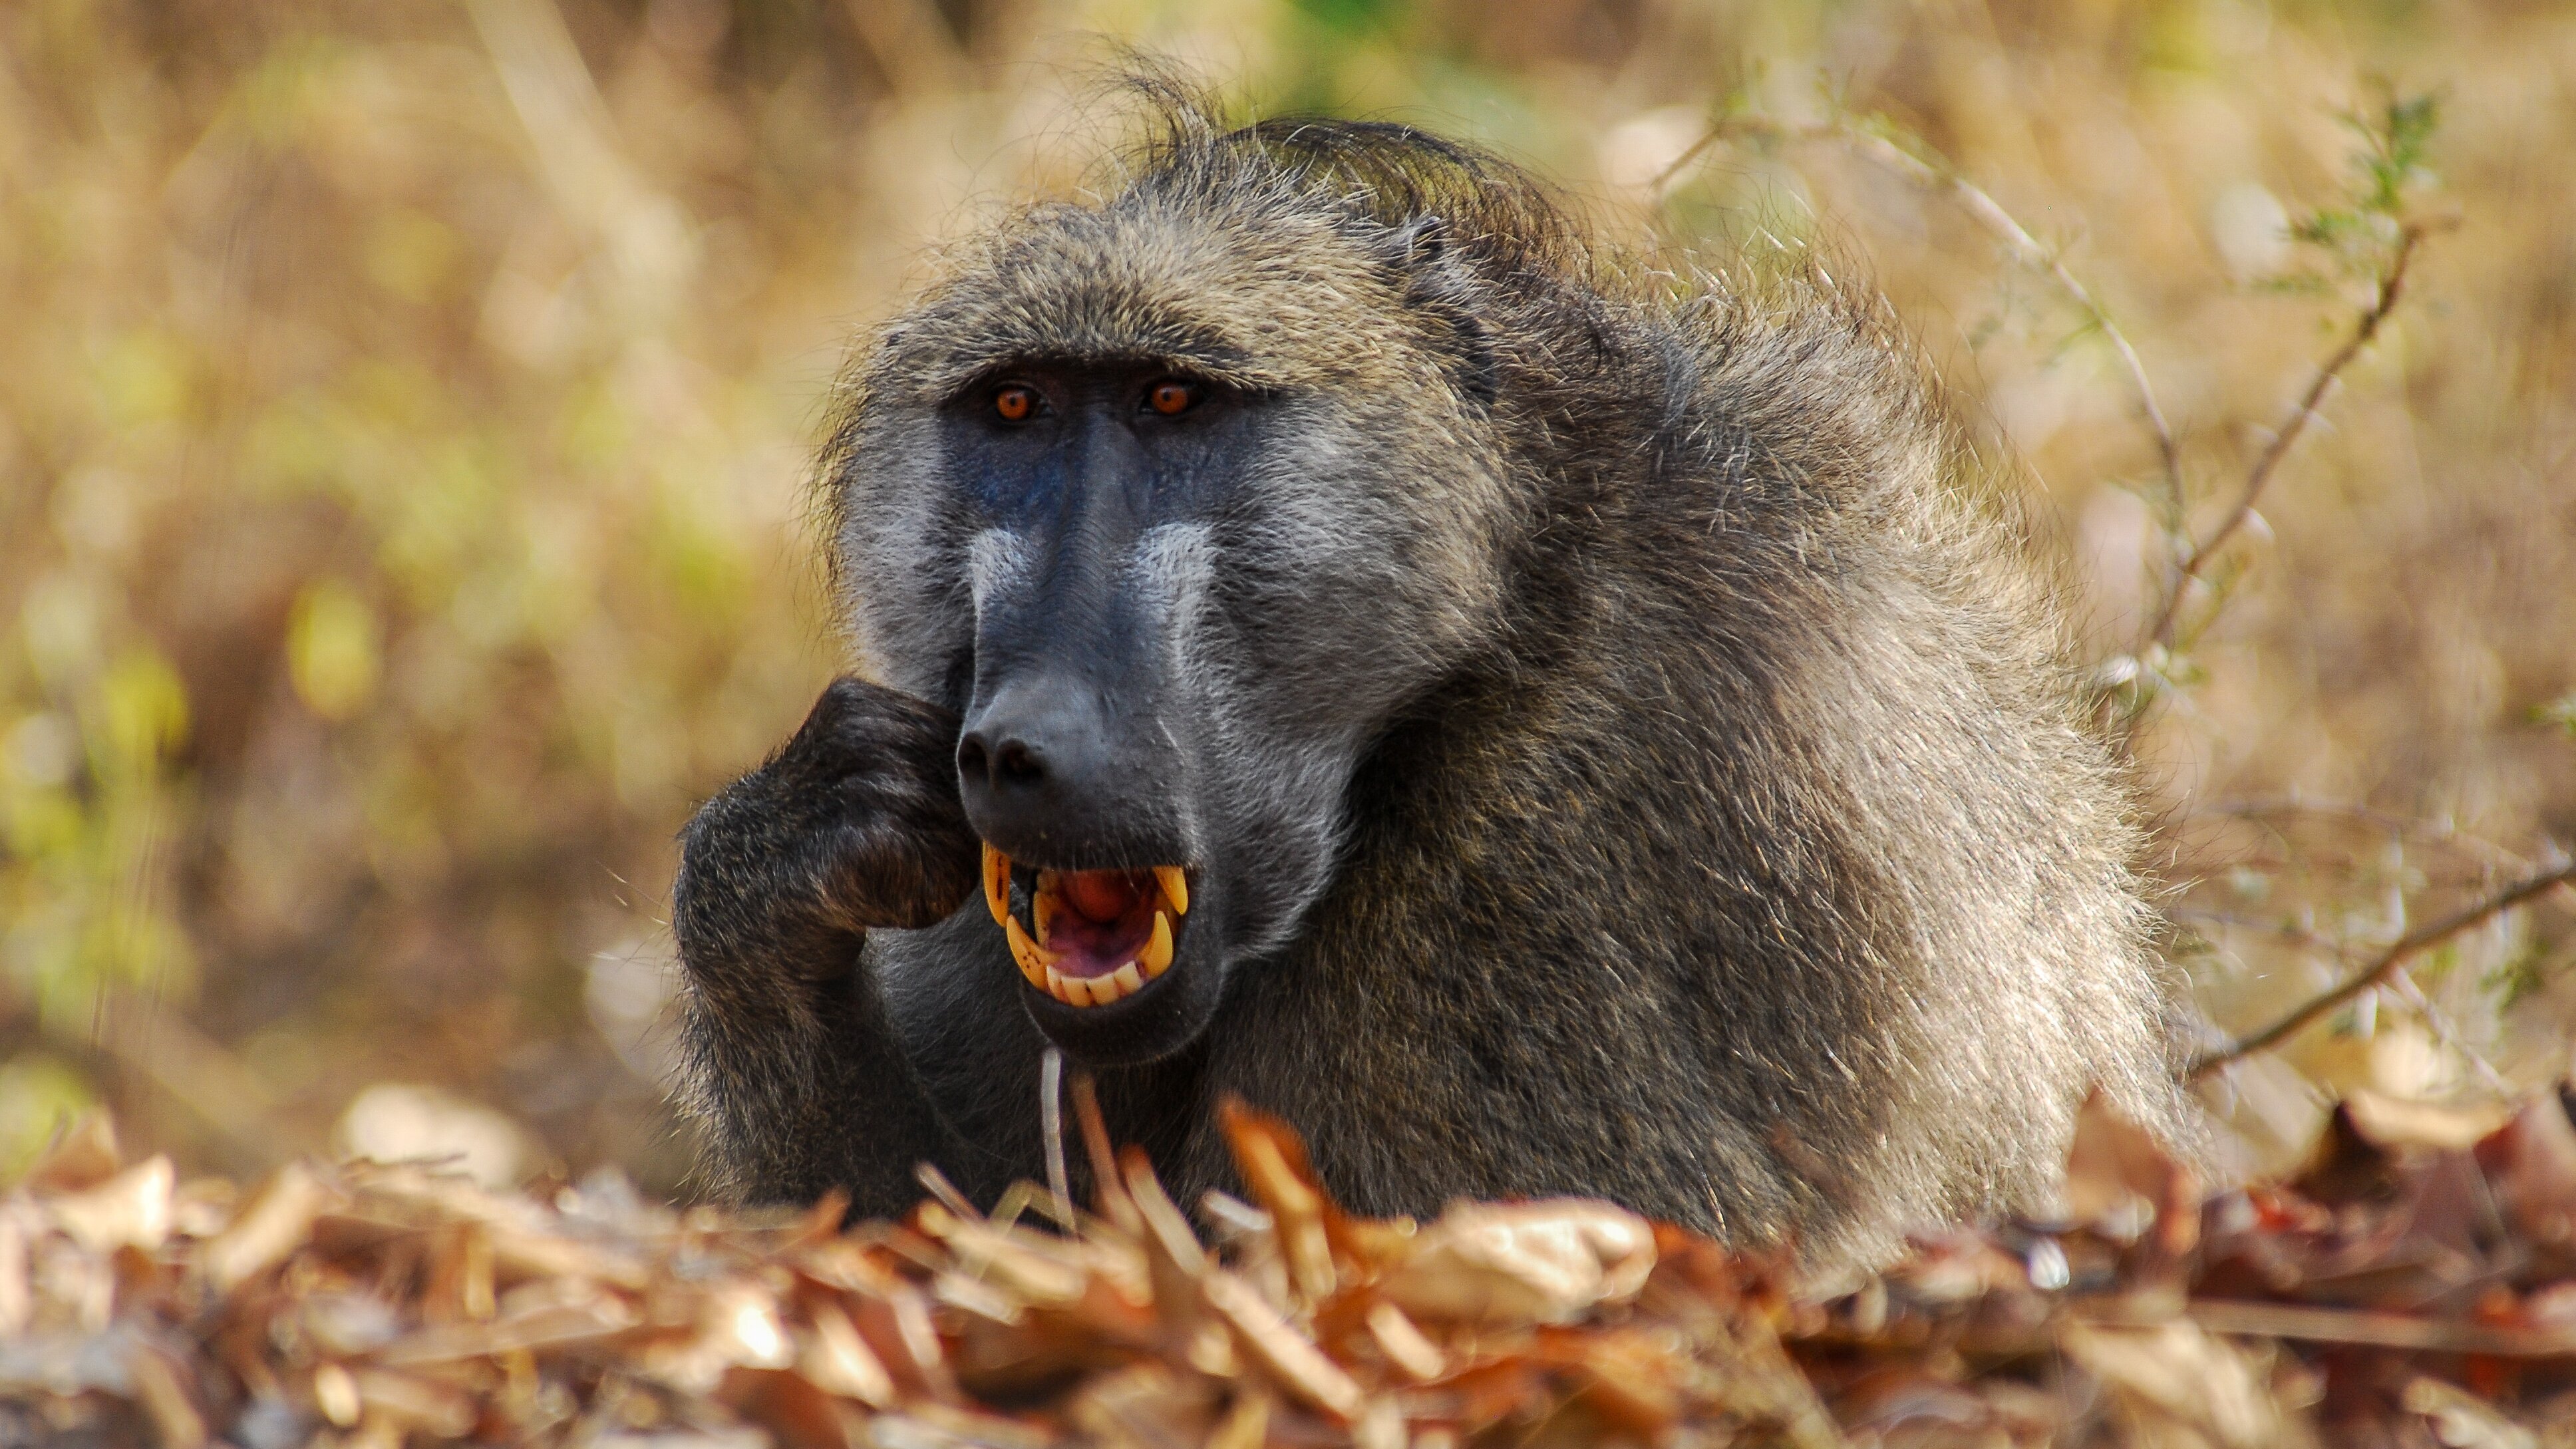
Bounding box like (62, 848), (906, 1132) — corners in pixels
(1041, 1047), (1072, 1229)
(2189, 859), (2576, 1080)
(1645, 124), (1727, 194)
(2378, 967), (2510, 1095)
(2195, 796), (2539, 872)
(2141, 226), (2428, 655)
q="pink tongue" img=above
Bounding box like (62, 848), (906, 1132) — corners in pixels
(1050, 918), (1150, 977)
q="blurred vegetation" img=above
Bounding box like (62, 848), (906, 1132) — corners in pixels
(1, 0), (2570, 1196)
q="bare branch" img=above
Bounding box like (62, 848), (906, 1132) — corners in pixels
(2140, 225), (2429, 655)
(2172, 910), (2510, 1090)
(2189, 859), (2576, 1080)
(2080, 1297), (2576, 1357)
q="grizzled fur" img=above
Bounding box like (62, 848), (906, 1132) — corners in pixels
(673, 96), (2195, 1269)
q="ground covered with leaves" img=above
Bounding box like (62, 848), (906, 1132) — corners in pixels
(15, 1089), (2576, 1448)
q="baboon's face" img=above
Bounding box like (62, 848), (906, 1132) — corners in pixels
(834, 198), (1513, 1064)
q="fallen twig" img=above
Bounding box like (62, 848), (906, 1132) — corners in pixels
(2080, 1297), (2576, 1356)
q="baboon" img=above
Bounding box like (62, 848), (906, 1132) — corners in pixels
(672, 92), (2196, 1270)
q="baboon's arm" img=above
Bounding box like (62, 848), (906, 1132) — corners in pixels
(671, 679), (983, 1214)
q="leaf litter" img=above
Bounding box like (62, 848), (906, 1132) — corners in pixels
(16, 1087), (2576, 1446)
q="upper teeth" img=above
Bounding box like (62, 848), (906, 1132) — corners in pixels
(981, 844), (1188, 1009)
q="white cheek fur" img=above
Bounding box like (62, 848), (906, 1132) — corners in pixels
(967, 527), (1036, 619)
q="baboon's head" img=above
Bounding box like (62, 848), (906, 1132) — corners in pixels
(824, 112), (1575, 1063)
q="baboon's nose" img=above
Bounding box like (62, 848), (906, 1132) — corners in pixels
(957, 681), (1121, 857)
(955, 731), (1045, 789)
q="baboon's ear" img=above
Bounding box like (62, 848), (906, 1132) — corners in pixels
(1389, 216), (1500, 406)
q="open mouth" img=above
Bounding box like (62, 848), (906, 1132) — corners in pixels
(981, 844), (1191, 1009)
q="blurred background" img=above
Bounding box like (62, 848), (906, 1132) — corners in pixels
(1, 0), (2570, 1199)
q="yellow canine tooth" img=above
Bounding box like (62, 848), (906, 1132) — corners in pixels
(983, 844), (1010, 929)
(1102, 962), (1144, 1002)
(1005, 915), (1058, 985)
(1005, 913), (1056, 963)
(1152, 866), (1190, 916)
(1012, 924), (1048, 987)
(1140, 911), (1174, 977)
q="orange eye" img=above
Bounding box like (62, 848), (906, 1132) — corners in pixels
(994, 385), (1039, 422)
(1147, 380), (1197, 416)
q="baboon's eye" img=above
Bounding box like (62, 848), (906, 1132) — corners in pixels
(993, 385), (1041, 422)
(1146, 379), (1198, 416)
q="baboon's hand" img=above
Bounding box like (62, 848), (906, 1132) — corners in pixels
(677, 679), (981, 971)
(762, 677), (982, 930)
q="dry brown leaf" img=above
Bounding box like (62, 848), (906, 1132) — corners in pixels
(13, 1084), (2576, 1448)
(1202, 1267), (1365, 1420)
(2404, 1376), (2539, 1449)
(202, 1160), (335, 1291)
(1217, 1100), (1341, 1305)
(0, 1213), (28, 1337)
(2066, 1088), (2199, 1255)
(2060, 1319), (2291, 1449)
(1363, 1300), (1446, 1382)
(23, 1114), (124, 1193)
(2478, 1093), (2576, 1250)
(802, 1299), (897, 1407)
(1378, 1199), (1656, 1326)
(46, 1154), (173, 1254)
(2344, 1088), (2517, 1152)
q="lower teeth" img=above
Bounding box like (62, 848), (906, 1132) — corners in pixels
(983, 849), (1189, 1009)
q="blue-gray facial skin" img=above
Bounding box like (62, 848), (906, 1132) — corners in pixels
(935, 361), (1275, 1066)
